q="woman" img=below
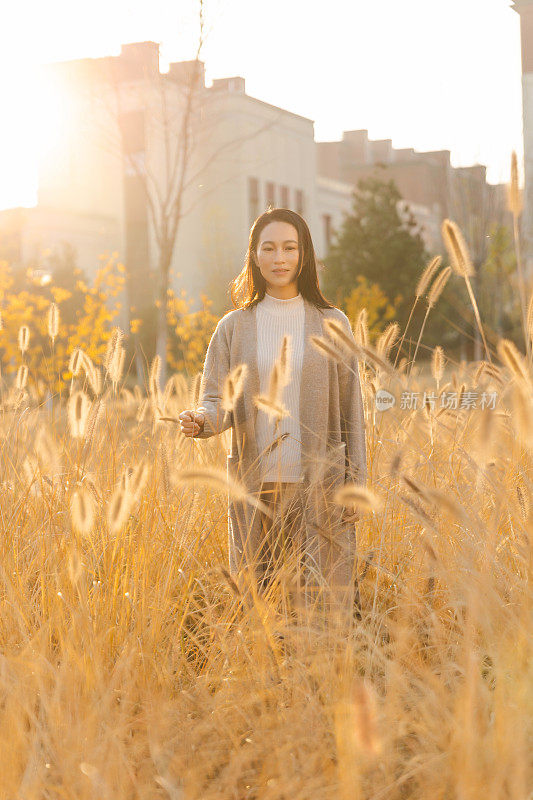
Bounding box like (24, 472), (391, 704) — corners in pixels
(179, 208), (367, 616)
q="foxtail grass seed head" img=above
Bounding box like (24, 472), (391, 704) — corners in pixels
(160, 440), (171, 497)
(254, 394), (288, 421)
(16, 364), (28, 390)
(104, 327), (124, 373)
(107, 485), (133, 534)
(68, 390), (90, 438)
(47, 302), (59, 343)
(131, 458), (150, 500)
(511, 383), (533, 449)
(334, 484), (382, 513)
(136, 398), (150, 423)
(149, 357), (163, 413)
(527, 293), (533, 352)
(508, 150), (522, 217)
(83, 355), (102, 396)
(497, 338), (531, 386)
(432, 345), (445, 383)
(480, 361), (504, 388)
(171, 465), (270, 516)
(416, 255), (442, 297)
(190, 371), (202, 407)
(79, 763), (100, 781)
(323, 318), (359, 358)
(401, 474), (428, 498)
(222, 363), (247, 412)
(359, 342), (395, 376)
(69, 348), (85, 377)
(83, 397), (105, 445)
(70, 487), (96, 537)
(427, 266), (452, 308)
(67, 548), (83, 586)
(424, 488), (469, 524)
(22, 455), (39, 488)
(516, 481), (530, 520)
(18, 325), (30, 355)
(258, 431), (290, 459)
(388, 449), (404, 477)
(162, 374), (174, 401)
(120, 466), (133, 493)
(108, 345), (125, 386)
(279, 334), (292, 385)
(355, 308), (369, 348)
(220, 566), (242, 598)
(377, 322), (400, 359)
(150, 355), (161, 396)
(473, 360), (487, 386)
(311, 334), (345, 364)
(268, 360), (282, 404)
(441, 219), (474, 277)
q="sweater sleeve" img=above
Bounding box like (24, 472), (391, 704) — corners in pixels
(193, 320), (233, 439)
(336, 313), (367, 487)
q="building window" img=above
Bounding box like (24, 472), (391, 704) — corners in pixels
(280, 185), (289, 207)
(295, 189), (304, 214)
(323, 214), (333, 250)
(266, 181), (275, 209)
(249, 177), (259, 225)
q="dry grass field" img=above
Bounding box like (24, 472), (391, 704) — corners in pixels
(0, 327), (531, 800)
(0, 209), (531, 798)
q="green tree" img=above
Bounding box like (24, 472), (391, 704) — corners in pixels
(322, 175), (429, 334)
(477, 223), (521, 342)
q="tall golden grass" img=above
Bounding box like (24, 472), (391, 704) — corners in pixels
(0, 163), (531, 796)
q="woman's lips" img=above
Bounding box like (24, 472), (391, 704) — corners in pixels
(273, 269), (289, 273)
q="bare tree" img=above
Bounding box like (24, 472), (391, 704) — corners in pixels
(60, 2), (286, 387)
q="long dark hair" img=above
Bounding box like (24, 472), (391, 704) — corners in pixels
(229, 207), (335, 311)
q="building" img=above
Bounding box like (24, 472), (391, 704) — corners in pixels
(317, 130), (512, 262)
(0, 40), (515, 320)
(513, 0), (533, 278)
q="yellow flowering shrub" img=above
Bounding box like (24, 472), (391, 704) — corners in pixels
(0, 257), (125, 396)
(167, 290), (219, 376)
(343, 275), (399, 343)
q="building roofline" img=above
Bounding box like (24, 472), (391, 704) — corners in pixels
(317, 175), (354, 194)
(512, 0), (533, 12)
(206, 84), (314, 124)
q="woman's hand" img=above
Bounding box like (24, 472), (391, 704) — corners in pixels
(179, 410), (205, 437)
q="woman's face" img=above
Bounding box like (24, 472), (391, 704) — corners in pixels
(254, 221), (302, 296)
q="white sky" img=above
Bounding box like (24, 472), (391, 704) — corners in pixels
(0, 0), (524, 210)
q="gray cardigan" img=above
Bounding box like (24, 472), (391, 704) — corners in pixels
(193, 296), (368, 590)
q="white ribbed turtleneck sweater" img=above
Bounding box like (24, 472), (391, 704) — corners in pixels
(256, 290), (305, 482)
